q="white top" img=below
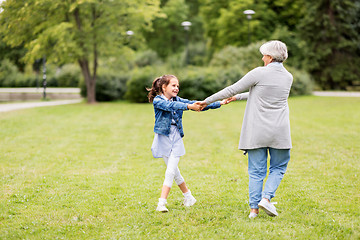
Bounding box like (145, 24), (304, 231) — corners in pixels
(151, 95), (185, 158)
(151, 125), (185, 158)
(205, 62), (293, 150)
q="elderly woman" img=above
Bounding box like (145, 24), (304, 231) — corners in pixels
(199, 40), (293, 218)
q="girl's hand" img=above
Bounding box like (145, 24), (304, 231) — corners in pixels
(188, 102), (201, 111)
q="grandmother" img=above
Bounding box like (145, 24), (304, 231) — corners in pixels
(199, 40), (293, 218)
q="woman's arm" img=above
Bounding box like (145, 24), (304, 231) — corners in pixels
(204, 68), (259, 105)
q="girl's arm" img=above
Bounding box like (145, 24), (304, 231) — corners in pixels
(153, 96), (197, 111)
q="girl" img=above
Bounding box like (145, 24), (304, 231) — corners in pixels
(148, 74), (227, 212)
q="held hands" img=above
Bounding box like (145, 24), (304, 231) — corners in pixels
(189, 97), (236, 111)
(188, 102), (202, 111)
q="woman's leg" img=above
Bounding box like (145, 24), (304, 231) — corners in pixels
(248, 148), (268, 210)
(262, 148), (290, 200)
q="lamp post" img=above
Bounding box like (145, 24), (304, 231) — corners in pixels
(181, 21), (191, 65)
(243, 10), (255, 45)
(42, 56), (47, 100)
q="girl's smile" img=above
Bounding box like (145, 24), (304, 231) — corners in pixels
(162, 78), (179, 99)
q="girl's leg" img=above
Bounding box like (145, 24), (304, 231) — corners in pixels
(262, 148), (290, 200)
(157, 153), (180, 212)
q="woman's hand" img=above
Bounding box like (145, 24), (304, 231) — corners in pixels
(222, 96), (237, 105)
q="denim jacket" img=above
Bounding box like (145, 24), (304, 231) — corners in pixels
(153, 95), (221, 137)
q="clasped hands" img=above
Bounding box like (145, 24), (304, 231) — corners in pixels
(188, 96), (237, 112)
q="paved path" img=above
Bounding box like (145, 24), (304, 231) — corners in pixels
(0, 99), (82, 113)
(0, 88), (80, 93)
(313, 91), (360, 97)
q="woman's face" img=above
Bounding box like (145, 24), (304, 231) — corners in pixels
(262, 55), (273, 66)
(162, 78), (179, 99)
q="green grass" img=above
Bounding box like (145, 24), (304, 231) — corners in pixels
(1, 96), (359, 239)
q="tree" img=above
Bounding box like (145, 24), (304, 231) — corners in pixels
(143, 0), (189, 58)
(0, 0), (161, 103)
(298, 0), (360, 89)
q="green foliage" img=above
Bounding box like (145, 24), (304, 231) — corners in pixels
(0, 59), (21, 87)
(143, 0), (189, 58)
(298, 0), (360, 90)
(287, 66), (314, 96)
(125, 67), (159, 103)
(209, 42), (264, 72)
(55, 64), (82, 88)
(178, 66), (244, 100)
(134, 49), (163, 68)
(0, 0), (162, 102)
(81, 73), (130, 101)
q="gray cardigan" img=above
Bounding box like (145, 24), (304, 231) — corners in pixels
(205, 62), (293, 150)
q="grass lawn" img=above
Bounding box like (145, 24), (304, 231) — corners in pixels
(1, 96), (359, 239)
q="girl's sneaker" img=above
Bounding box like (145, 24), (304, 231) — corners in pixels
(156, 203), (168, 212)
(248, 212), (258, 219)
(183, 195), (197, 207)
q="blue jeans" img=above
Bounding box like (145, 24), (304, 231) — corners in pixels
(248, 148), (290, 209)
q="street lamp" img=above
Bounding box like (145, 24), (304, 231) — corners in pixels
(243, 10), (255, 45)
(181, 21), (192, 65)
(42, 56), (47, 100)
(126, 30), (134, 36)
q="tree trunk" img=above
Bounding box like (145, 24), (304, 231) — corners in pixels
(78, 58), (96, 103)
(74, 7), (96, 104)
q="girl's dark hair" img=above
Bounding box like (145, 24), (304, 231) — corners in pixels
(147, 75), (177, 102)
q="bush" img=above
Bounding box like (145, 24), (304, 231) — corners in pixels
(178, 66), (245, 100)
(134, 50), (162, 67)
(0, 59), (22, 87)
(125, 66), (157, 103)
(55, 64), (81, 87)
(288, 66), (314, 96)
(81, 73), (129, 101)
(210, 42), (264, 72)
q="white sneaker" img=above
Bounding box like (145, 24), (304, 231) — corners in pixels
(258, 199), (278, 217)
(183, 195), (197, 207)
(248, 212), (258, 219)
(156, 203), (168, 212)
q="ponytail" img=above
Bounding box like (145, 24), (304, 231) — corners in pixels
(147, 75), (177, 102)
(147, 77), (162, 102)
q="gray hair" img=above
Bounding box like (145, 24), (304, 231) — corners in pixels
(259, 40), (288, 62)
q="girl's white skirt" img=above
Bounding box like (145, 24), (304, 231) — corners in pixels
(151, 125), (185, 158)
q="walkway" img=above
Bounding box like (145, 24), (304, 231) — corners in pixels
(0, 99), (82, 113)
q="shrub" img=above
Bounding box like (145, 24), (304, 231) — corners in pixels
(178, 66), (245, 100)
(125, 66), (157, 103)
(0, 59), (21, 87)
(288, 66), (314, 96)
(81, 73), (129, 101)
(210, 42), (264, 72)
(134, 50), (162, 67)
(55, 64), (81, 87)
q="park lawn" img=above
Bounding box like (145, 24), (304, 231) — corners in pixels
(0, 96), (359, 239)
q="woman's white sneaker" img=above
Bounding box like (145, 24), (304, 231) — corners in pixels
(258, 199), (278, 217)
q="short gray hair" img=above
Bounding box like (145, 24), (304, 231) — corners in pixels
(259, 40), (288, 62)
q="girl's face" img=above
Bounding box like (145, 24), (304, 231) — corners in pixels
(262, 55), (273, 66)
(162, 78), (179, 99)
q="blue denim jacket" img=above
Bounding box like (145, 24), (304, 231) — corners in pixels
(153, 95), (221, 137)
